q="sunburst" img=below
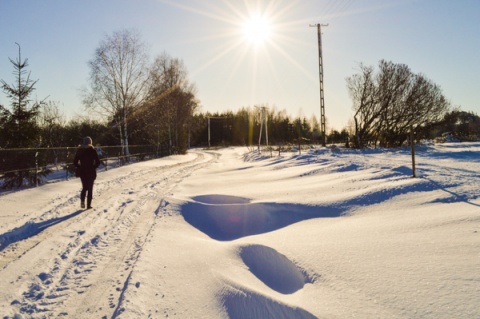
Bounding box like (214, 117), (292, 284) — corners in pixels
(242, 13), (272, 46)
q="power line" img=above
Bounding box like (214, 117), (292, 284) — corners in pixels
(322, 0), (355, 16)
(336, 0), (356, 15)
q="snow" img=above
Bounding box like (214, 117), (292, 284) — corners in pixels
(0, 142), (479, 318)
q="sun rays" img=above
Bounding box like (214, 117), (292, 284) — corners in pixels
(156, 0), (304, 98)
(154, 0), (358, 109)
(242, 13), (272, 46)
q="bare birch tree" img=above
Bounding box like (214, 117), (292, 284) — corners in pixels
(83, 29), (149, 156)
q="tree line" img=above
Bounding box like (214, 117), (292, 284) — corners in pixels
(1, 30), (479, 188)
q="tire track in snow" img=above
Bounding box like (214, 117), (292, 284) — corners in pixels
(48, 152), (212, 317)
(0, 151), (216, 318)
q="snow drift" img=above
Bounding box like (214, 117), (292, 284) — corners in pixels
(0, 143), (479, 318)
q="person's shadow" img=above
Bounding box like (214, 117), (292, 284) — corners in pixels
(0, 210), (84, 252)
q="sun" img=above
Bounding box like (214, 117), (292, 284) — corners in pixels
(242, 13), (272, 46)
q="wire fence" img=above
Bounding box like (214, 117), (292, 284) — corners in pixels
(0, 144), (170, 182)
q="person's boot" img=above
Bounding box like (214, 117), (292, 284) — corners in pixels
(81, 201), (85, 209)
(87, 199), (92, 209)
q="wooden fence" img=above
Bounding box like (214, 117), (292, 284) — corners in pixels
(0, 144), (170, 181)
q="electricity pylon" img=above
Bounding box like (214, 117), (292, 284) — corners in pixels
(310, 23), (328, 146)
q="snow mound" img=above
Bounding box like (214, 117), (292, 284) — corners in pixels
(220, 284), (317, 319)
(239, 244), (312, 294)
(181, 195), (340, 241)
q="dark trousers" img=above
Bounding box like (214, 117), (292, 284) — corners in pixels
(80, 176), (95, 206)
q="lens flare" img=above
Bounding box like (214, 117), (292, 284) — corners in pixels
(243, 13), (271, 45)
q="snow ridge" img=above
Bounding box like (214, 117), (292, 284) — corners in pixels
(181, 195), (340, 241)
(181, 194), (319, 318)
(220, 284), (317, 319)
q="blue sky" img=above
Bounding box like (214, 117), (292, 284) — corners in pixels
(1, 0), (479, 130)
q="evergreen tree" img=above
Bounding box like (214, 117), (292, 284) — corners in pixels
(0, 44), (45, 188)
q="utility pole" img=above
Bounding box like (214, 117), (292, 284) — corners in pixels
(255, 106), (268, 150)
(310, 23), (328, 146)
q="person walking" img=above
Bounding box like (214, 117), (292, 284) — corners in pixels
(74, 136), (100, 209)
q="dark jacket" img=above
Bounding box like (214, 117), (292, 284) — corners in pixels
(74, 146), (100, 179)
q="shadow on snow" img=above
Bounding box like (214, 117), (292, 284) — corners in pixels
(180, 195), (341, 241)
(0, 210), (84, 252)
(180, 174), (457, 241)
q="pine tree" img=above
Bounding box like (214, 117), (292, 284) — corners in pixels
(0, 43), (45, 188)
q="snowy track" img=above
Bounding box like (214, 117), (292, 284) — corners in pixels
(1, 144), (479, 318)
(0, 151), (216, 318)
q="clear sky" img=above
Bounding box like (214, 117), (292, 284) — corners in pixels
(1, 0), (479, 130)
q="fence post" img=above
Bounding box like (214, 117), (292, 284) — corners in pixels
(66, 147), (69, 181)
(35, 152), (38, 187)
(410, 125), (416, 178)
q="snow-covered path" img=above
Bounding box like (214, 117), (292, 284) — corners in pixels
(0, 151), (216, 318)
(1, 143), (479, 319)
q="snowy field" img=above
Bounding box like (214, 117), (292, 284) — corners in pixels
(0, 142), (479, 318)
